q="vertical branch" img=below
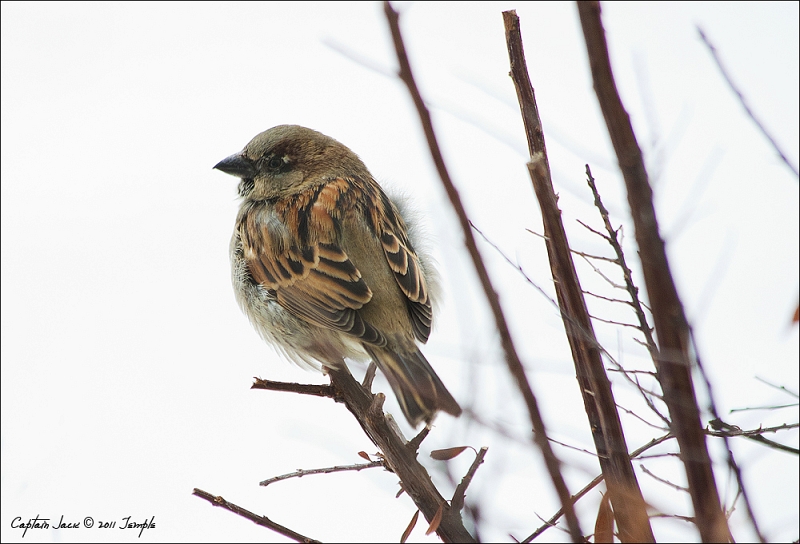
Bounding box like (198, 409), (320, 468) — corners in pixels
(383, 2), (584, 542)
(503, 10), (654, 543)
(577, 2), (731, 541)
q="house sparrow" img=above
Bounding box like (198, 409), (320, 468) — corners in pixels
(214, 125), (461, 427)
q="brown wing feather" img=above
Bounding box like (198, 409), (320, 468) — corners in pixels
(378, 228), (432, 343)
(238, 200), (386, 346)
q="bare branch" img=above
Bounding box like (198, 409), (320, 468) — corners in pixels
(577, 251), (627, 290)
(584, 166), (658, 358)
(406, 425), (431, 453)
(384, 3), (577, 541)
(571, 250), (618, 264)
(755, 376), (800, 399)
(192, 488), (320, 543)
(522, 433), (674, 542)
(362, 361), (378, 391)
(578, 3), (732, 540)
(451, 447), (489, 513)
(729, 403), (799, 413)
(692, 332), (768, 540)
(588, 314), (645, 330)
(576, 218), (613, 242)
(583, 290), (635, 306)
(505, 9), (652, 541)
(697, 27), (799, 178)
(707, 420), (800, 455)
(251, 378), (337, 398)
(639, 464), (689, 492)
(326, 366), (476, 542)
(259, 460), (385, 487)
(615, 402), (670, 431)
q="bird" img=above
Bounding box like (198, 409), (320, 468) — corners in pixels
(214, 125), (461, 427)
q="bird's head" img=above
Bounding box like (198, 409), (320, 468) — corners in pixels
(214, 125), (369, 201)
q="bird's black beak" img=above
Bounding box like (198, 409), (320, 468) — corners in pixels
(213, 153), (257, 179)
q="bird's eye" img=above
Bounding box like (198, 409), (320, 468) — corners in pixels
(267, 156), (283, 169)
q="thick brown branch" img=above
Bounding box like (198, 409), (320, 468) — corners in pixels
(326, 366), (475, 543)
(383, 2), (579, 542)
(504, 9), (652, 543)
(250, 369), (474, 542)
(577, 2), (731, 541)
(192, 488), (319, 543)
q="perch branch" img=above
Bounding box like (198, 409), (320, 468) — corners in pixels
(251, 378), (337, 398)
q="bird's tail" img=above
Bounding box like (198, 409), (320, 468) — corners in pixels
(362, 344), (461, 427)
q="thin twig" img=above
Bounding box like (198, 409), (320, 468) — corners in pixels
(582, 167), (673, 424)
(615, 402), (670, 431)
(755, 376), (800, 399)
(697, 27), (799, 178)
(588, 315), (644, 330)
(708, 421), (800, 436)
(692, 333), (768, 540)
(406, 425), (431, 453)
(576, 252), (626, 290)
(607, 368), (657, 377)
(548, 437), (602, 458)
(639, 464), (689, 492)
(193, 488), (319, 543)
(521, 433), (674, 542)
(471, 221), (558, 307)
(636, 452), (682, 460)
(649, 513), (696, 523)
(583, 290), (634, 306)
(571, 250), (618, 264)
(576, 218), (612, 242)
(451, 447), (489, 513)
(259, 460), (385, 487)
(481, 217), (672, 426)
(729, 403), (799, 413)
(707, 420), (799, 455)
(584, 166), (658, 358)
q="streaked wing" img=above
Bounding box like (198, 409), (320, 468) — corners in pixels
(379, 229), (432, 343)
(277, 245), (385, 345)
(239, 205), (385, 346)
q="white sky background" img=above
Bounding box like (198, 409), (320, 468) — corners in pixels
(2, 1), (798, 542)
